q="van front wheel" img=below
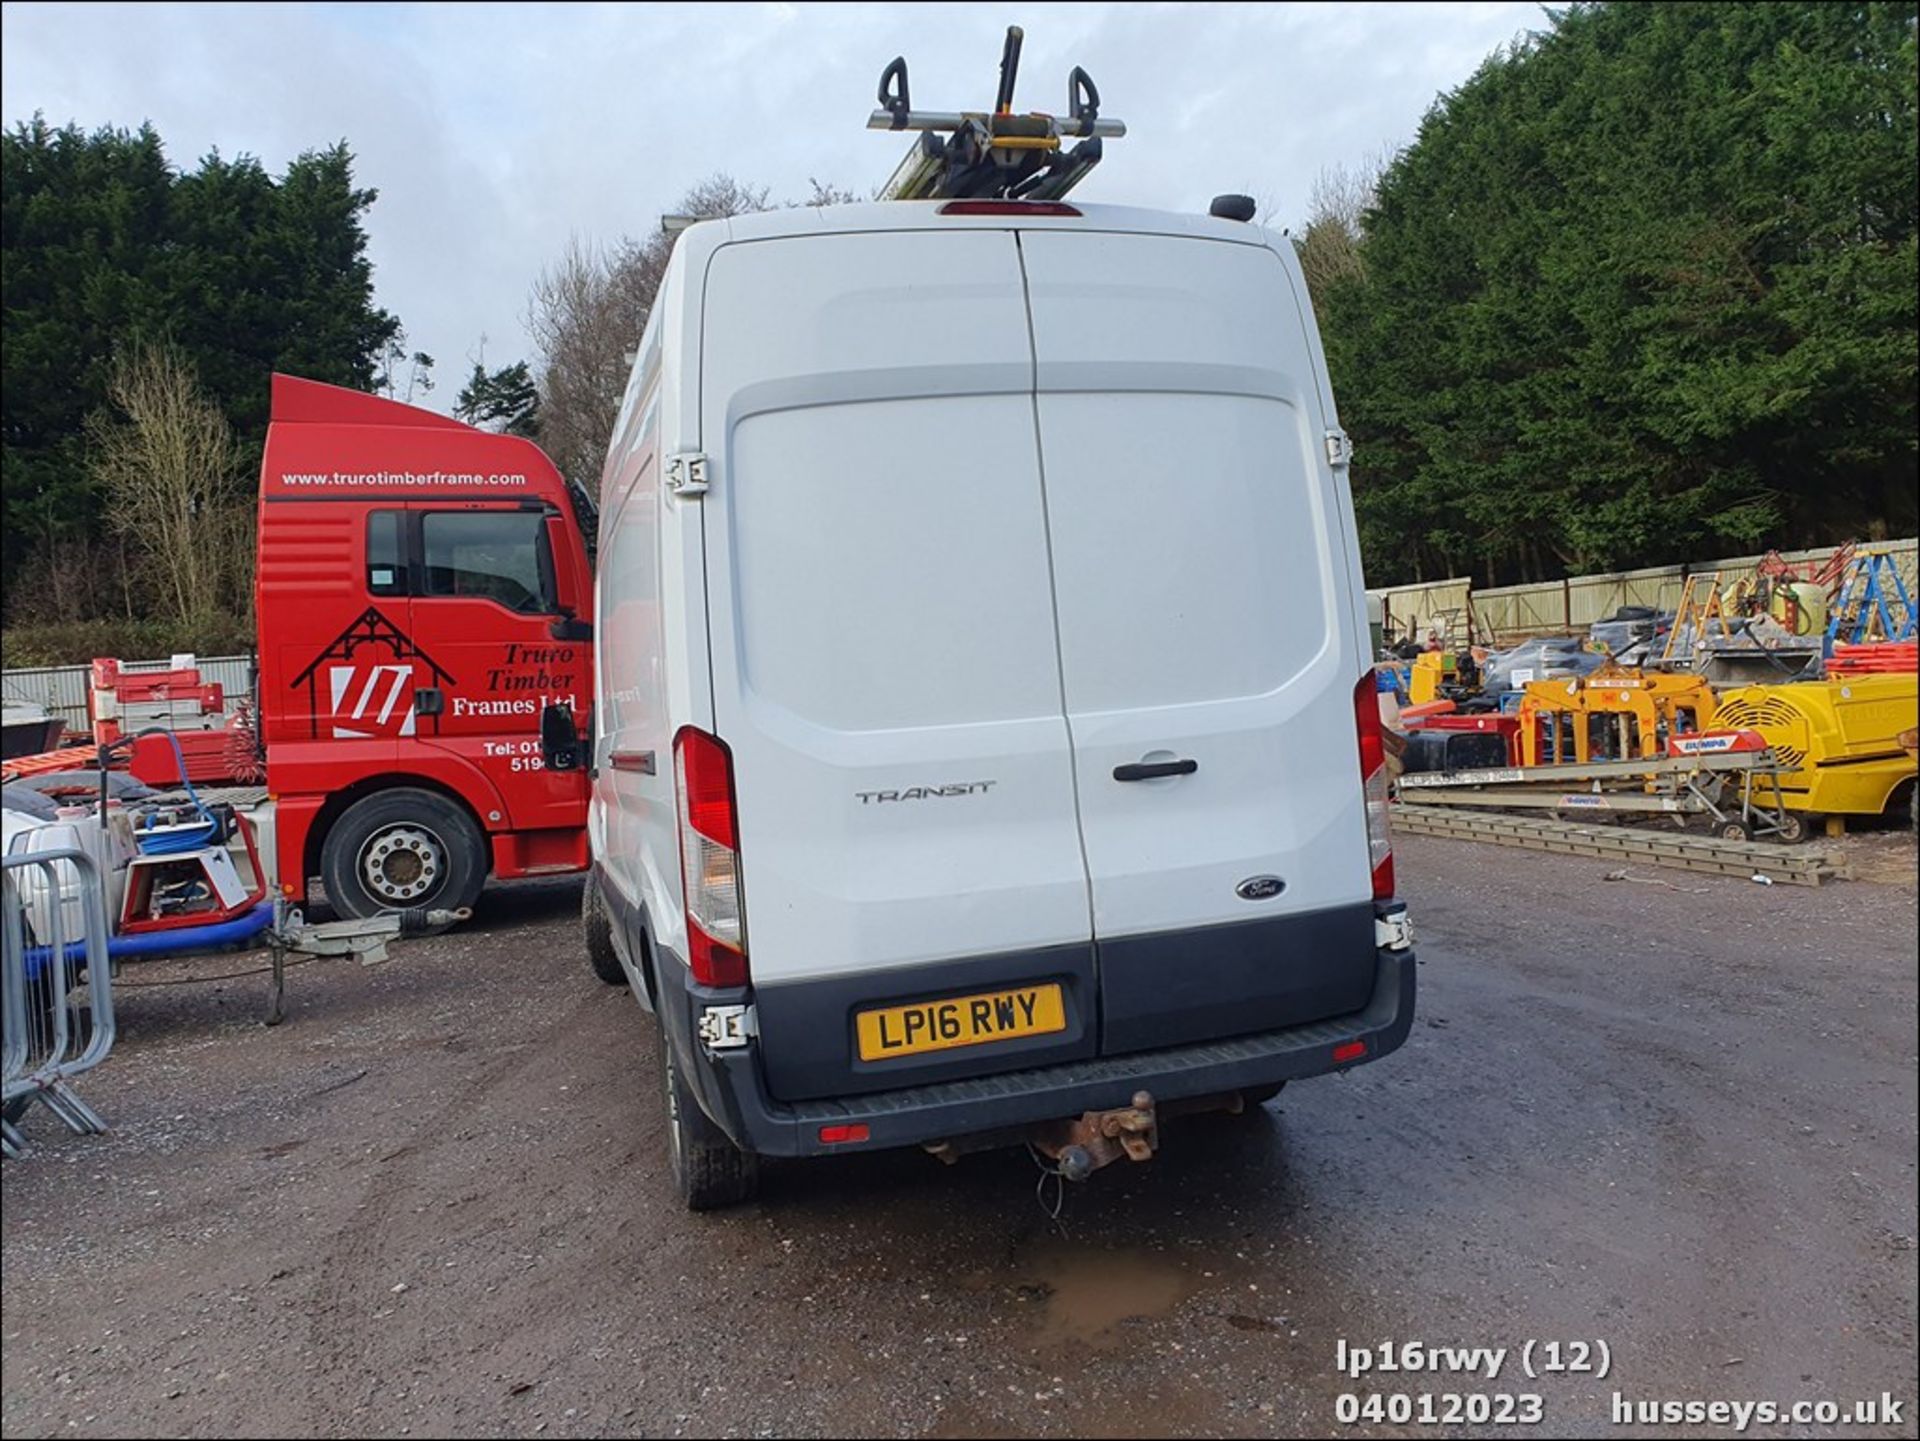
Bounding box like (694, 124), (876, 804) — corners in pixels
(659, 1030), (758, 1211)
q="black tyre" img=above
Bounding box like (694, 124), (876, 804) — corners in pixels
(582, 871), (626, 987)
(659, 1028), (758, 1210)
(1774, 810), (1812, 845)
(319, 787), (486, 921)
(1716, 819), (1752, 843)
(1240, 1081), (1287, 1109)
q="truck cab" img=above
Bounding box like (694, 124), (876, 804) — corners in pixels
(255, 376), (592, 918)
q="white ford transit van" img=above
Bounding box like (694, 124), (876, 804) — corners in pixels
(556, 197), (1416, 1208)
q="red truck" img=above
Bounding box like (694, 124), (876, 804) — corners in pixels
(255, 375), (593, 918)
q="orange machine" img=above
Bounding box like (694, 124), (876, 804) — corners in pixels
(1519, 664), (1716, 766)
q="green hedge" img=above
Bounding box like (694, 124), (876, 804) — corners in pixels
(1, 615), (256, 669)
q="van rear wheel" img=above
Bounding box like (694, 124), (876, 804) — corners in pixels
(659, 1029), (758, 1210)
(582, 872), (626, 987)
(320, 788), (486, 923)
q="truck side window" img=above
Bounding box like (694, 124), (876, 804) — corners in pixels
(367, 511), (405, 595)
(420, 511), (555, 614)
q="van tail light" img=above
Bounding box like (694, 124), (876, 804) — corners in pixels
(1354, 673), (1395, 901)
(673, 726), (748, 987)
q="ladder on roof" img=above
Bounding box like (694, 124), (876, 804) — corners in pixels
(869, 26), (1127, 202)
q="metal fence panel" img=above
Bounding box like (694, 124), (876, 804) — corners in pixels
(2, 847), (116, 1156)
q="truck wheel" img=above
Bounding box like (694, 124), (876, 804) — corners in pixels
(320, 788), (486, 921)
(1240, 1081), (1286, 1110)
(582, 872), (626, 987)
(659, 1028), (758, 1210)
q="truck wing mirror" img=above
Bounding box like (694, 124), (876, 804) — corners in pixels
(540, 703), (583, 772)
(548, 615), (593, 642)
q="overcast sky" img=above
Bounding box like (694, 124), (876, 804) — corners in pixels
(3, 0), (1542, 411)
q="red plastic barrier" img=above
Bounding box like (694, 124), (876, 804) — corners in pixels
(127, 730), (241, 786)
(1829, 642), (1918, 675)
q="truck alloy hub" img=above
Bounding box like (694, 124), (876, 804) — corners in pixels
(358, 823), (444, 904)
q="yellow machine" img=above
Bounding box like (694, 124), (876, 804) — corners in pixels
(1709, 674), (1919, 839)
(1519, 664), (1716, 766)
(1408, 651), (1455, 706)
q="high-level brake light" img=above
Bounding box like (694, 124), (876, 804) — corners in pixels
(938, 200), (1082, 217)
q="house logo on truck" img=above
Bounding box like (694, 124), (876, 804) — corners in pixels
(290, 606), (454, 740)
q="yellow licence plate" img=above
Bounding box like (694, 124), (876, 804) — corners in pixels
(856, 983), (1066, 1062)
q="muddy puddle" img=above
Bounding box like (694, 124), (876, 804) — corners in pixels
(1014, 1245), (1210, 1347)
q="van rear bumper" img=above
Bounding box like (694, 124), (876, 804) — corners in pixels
(661, 939), (1416, 1159)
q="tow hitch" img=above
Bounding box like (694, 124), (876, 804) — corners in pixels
(1029, 1089), (1160, 1182)
(921, 1088), (1250, 1182)
(262, 902), (471, 1025)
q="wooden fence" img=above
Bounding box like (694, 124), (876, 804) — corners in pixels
(1373, 539), (1916, 648)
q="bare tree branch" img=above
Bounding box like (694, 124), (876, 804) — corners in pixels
(1296, 150), (1391, 307)
(526, 174), (797, 492)
(85, 342), (246, 624)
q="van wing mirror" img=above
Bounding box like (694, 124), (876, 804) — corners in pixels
(548, 615), (593, 642)
(540, 703), (583, 772)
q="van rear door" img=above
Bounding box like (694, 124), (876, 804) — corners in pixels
(1019, 230), (1376, 1055)
(699, 229), (1096, 1101)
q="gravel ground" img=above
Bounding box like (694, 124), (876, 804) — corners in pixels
(2, 832), (1915, 1439)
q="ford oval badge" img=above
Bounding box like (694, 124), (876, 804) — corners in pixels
(1235, 875), (1285, 901)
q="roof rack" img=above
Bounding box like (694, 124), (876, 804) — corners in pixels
(869, 26), (1126, 202)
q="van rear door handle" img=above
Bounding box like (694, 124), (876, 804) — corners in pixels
(1113, 758), (1198, 782)
(609, 749), (656, 775)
